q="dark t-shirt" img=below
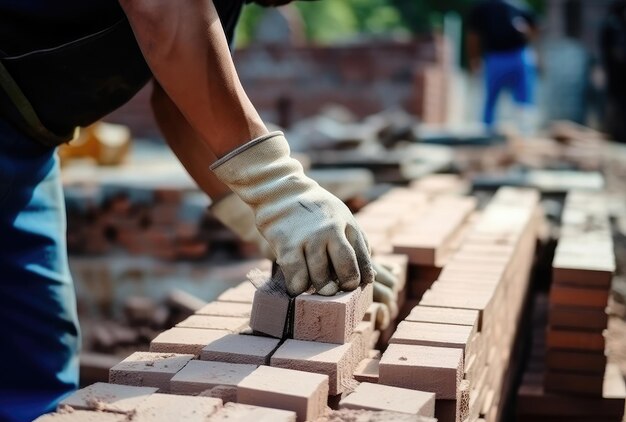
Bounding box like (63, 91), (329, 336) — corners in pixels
(0, 0), (244, 140)
(0, 1), (125, 56)
(468, 0), (537, 53)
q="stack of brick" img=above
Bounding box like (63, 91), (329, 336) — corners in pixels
(542, 191), (624, 412)
(45, 180), (554, 422)
(517, 295), (626, 422)
(374, 187), (540, 422)
(64, 178), (256, 260)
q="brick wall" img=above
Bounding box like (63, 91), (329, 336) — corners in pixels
(105, 37), (448, 138)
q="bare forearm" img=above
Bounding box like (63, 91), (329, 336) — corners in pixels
(151, 83), (232, 201)
(120, 0), (268, 157)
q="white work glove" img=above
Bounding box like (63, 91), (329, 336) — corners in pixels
(212, 192), (398, 327)
(210, 132), (375, 297)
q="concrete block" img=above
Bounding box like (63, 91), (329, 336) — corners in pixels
(249, 274), (291, 339)
(196, 301), (252, 318)
(270, 339), (357, 395)
(209, 402), (296, 422)
(176, 315), (249, 333)
(339, 382), (435, 417)
(109, 352), (194, 392)
(353, 358), (379, 384)
(34, 411), (126, 421)
(379, 344), (463, 400)
(201, 333), (280, 365)
(390, 321), (474, 358)
(150, 327), (229, 356)
(405, 305), (479, 328)
(237, 365), (329, 422)
(217, 282), (256, 303)
(59, 383), (157, 413)
(170, 361), (257, 395)
(294, 282), (373, 344)
(131, 393), (222, 421)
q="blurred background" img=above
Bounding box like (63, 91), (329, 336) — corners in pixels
(60, 1), (626, 419)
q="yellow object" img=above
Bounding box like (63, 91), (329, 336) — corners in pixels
(59, 122), (131, 166)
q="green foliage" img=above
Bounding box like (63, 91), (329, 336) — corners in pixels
(235, 0), (546, 46)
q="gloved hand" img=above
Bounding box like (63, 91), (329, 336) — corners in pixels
(212, 187), (400, 329)
(210, 132), (375, 296)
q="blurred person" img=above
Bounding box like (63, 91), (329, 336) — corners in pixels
(601, 0), (626, 142)
(467, 0), (539, 134)
(0, 0), (399, 420)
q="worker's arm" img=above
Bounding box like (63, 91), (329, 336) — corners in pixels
(119, 0), (267, 157)
(150, 82), (230, 201)
(122, 0), (374, 295)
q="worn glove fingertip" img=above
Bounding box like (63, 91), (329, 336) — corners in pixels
(317, 281), (339, 296)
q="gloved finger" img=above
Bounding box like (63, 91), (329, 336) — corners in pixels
(278, 251), (312, 297)
(346, 226), (376, 285)
(258, 235), (276, 261)
(369, 302), (391, 331)
(372, 261), (397, 290)
(373, 281), (398, 321)
(305, 243), (337, 296)
(328, 234), (361, 292)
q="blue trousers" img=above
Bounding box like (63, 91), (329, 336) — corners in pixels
(483, 47), (536, 127)
(0, 118), (80, 421)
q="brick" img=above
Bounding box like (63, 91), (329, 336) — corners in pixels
(405, 305), (479, 328)
(170, 361), (257, 395)
(294, 283), (372, 344)
(131, 393), (222, 421)
(339, 382), (435, 417)
(109, 352), (193, 392)
(549, 285), (609, 308)
(59, 383), (157, 413)
(546, 350), (607, 374)
(379, 344), (463, 400)
(548, 306), (608, 331)
(150, 327), (229, 356)
(325, 409), (433, 421)
(34, 411), (126, 421)
(552, 265), (613, 288)
(390, 321), (474, 358)
(209, 402), (296, 422)
(271, 339), (358, 395)
(217, 282), (256, 303)
(353, 358), (380, 383)
(352, 320), (375, 362)
(419, 290), (492, 330)
(546, 329), (605, 352)
(196, 301), (252, 318)
(200, 333), (280, 365)
(434, 399), (457, 422)
(237, 365), (329, 422)
(249, 275), (291, 339)
(544, 370), (604, 396)
(176, 315), (249, 333)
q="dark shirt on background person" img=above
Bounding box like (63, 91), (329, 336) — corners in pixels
(468, 0), (537, 53)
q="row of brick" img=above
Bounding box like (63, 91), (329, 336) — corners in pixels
(365, 186), (541, 422)
(545, 191), (616, 398)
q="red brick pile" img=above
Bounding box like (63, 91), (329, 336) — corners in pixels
(517, 191), (626, 422)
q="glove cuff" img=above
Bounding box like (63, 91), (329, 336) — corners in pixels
(210, 131), (285, 171)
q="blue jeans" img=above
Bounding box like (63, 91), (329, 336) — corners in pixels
(483, 47), (536, 127)
(0, 118), (79, 421)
